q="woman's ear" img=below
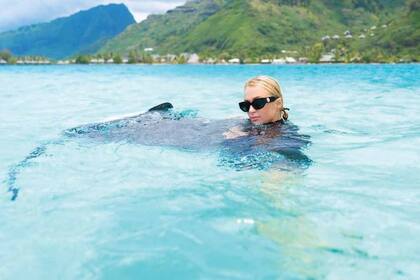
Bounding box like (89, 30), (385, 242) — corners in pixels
(275, 99), (282, 110)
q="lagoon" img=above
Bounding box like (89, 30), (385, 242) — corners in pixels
(0, 64), (419, 279)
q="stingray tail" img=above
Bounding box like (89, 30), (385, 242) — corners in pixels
(4, 103), (174, 201)
(4, 140), (64, 201)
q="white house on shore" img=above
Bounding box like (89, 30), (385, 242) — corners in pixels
(187, 53), (200, 64)
(228, 58), (240, 64)
(319, 53), (334, 63)
(298, 57), (309, 63)
(285, 57), (297, 64)
(272, 58), (286, 64)
(0, 59), (7, 64)
(203, 58), (216, 64)
(260, 59), (271, 64)
(151, 54), (161, 62)
(165, 54), (177, 63)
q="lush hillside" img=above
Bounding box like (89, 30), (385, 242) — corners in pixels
(0, 4), (135, 59)
(100, 0), (418, 61)
(100, 0), (226, 55)
(358, 1), (420, 58)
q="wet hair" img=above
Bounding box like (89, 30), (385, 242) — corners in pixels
(244, 76), (288, 121)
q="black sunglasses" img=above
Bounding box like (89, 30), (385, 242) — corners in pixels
(239, 96), (279, 112)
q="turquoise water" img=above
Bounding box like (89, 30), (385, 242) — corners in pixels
(0, 64), (419, 279)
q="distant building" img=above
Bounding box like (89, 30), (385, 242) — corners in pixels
(203, 58), (216, 64)
(144, 48), (154, 52)
(272, 58), (286, 64)
(165, 54), (177, 62)
(187, 53), (200, 64)
(321, 35), (331, 41)
(345, 34), (353, 39)
(260, 59), (271, 64)
(122, 58), (129, 64)
(344, 30), (352, 36)
(90, 58), (99, 63)
(298, 57), (308, 63)
(359, 34), (366, 39)
(106, 58), (114, 64)
(0, 58), (7, 64)
(285, 57), (297, 64)
(228, 58), (240, 64)
(151, 54), (161, 62)
(319, 53), (334, 63)
(332, 35), (340, 40)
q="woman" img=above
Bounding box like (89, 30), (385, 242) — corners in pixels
(240, 76), (289, 125)
(224, 75), (289, 140)
(220, 75), (311, 170)
(237, 77), (323, 277)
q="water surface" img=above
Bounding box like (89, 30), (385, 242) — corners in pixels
(0, 64), (419, 279)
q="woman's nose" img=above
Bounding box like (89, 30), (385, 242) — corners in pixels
(249, 105), (256, 112)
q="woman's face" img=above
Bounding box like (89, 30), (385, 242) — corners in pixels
(244, 85), (280, 125)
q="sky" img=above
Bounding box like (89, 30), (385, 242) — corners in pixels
(0, 0), (185, 32)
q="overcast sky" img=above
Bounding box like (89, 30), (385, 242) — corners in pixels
(0, 0), (185, 32)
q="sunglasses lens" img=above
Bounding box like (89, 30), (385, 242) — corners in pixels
(239, 102), (250, 112)
(252, 98), (267, 110)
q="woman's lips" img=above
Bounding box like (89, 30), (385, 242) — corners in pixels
(250, 116), (260, 122)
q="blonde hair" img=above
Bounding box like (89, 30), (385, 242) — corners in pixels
(244, 76), (288, 121)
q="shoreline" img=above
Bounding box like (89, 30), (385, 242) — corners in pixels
(1, 62), (419, 66)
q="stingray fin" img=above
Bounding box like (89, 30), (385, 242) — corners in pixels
(148, 102), (173, 112)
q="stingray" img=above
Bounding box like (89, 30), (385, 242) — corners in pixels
(4, 103), (311, 201)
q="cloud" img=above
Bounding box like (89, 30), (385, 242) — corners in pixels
(0, 0), (185, 32)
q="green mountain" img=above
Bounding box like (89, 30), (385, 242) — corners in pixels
(0, 4), (135, 59)
(100, 0), (418, 61)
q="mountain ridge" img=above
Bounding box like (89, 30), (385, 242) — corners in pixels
(0, 4), (136, 59)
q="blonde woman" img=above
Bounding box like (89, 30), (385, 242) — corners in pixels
(235, 76), (325, 277)
(239, 75), (289, 125)
(224, 75), (290, 140)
